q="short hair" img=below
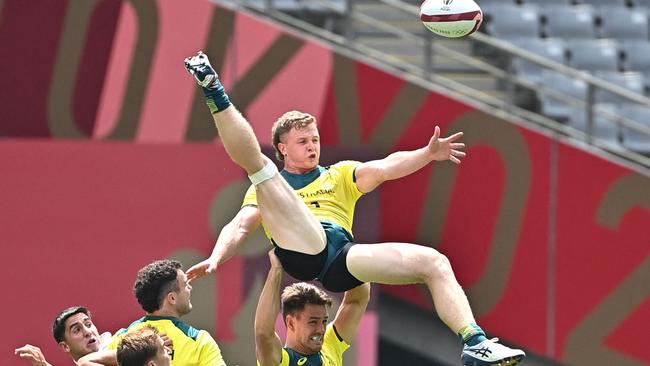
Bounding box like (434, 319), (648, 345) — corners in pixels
(281, 282), (332, 322)
(52, 306), (91, 343)
(116, 326), (161, 366)
(134, 260), (182, 313)
(271, 111), (317, 161)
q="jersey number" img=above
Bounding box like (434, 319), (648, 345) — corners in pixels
(309, 201), (320, 208)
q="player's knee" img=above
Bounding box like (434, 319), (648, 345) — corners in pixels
(421, 250), (453, 282)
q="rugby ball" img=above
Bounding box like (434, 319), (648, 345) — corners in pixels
(420, 0), (483, 38)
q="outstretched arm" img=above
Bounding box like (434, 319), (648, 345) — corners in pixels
(255, 250), (284, 366)
(187, 205), (261, 282)
(14, 345), (53, 366)
(354, 126), (465, 193)
(333, 283), (371, 343)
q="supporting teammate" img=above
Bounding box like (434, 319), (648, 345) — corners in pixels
(116, 326), (172, 366)
(256, 250), (369, 366)
(184, 51), (525, 365)
(108, 260), (227, 366)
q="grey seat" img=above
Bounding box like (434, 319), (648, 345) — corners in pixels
(567, 39), (620, 72)
(620, 40), (650, 72)
(577, 0), (629, 7)
(597, 6), (649, 40)
(618, 103), (650, 152)
(566, 103), (622, 147)
(510, 38), (566, 83)
(522, 0), (572, 5)
(542, 5), (597, 39)
(538, 70), (588, 120)
(486, 5), (540, 39)
(632, 0), (650, 8)
(593, 71), (646, 103)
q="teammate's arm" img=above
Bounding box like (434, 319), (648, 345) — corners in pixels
(354, 126), (465, 193)
(255, 250), (284, 366)
(14, 344), (53, 366)
(333, 283), (371, 343)
(76, 350), (117, 366)
(187, 205), (261, 282)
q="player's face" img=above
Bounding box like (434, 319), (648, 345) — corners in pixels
(150, 335), (172, 366)
(174, 270), (193, 315)
(59, 313), (101, 360)
(280, 123), (320, 172)
(290, 304), (328, 354)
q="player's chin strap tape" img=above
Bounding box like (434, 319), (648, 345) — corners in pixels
(248, 161), (278, 186)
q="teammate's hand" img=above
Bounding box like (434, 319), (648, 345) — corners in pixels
(186, 257), (218, 283)
(160, 333), (174, 348)
(427, 126), (466, 164)
(15, 345), (50, 366)
(268, 249), (283, 269)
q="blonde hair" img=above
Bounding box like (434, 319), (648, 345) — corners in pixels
(271, 111), (317, 161)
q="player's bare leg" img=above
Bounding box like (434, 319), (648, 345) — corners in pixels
(185, 52), (325, 255)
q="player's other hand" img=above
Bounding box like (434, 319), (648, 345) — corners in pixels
(268, 249), (283, 270)
(186, 257), (218, 283)
(428, 125), (466, 164)
(15, 345), (49, 366)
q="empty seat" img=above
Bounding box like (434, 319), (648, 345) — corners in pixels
(567, 39), (620, 71)
(538, 70), (588, 120)
(486, 5), (540, 39)
(620, 40), (650, 72)
(523, 0), (572, 5)
(577, 0), (629, 7)
(632, 0), (650, 8)
(597, 6), (649, 40)
(593, 71), (646, 103)
(618, 103), (650, 152)
(510, 38), (566, 82)
(566, 103), (622, 147)
(542, 5), (597, 39)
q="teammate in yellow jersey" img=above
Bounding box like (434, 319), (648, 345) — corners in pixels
(184, 51), (525, 365)
(108, 260), (227, 366)
(117, 326), (172, 366)
(255, 250), (369, 366)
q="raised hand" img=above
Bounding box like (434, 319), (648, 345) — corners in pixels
(14, 345), (50, 366)
(427, 126), (466, 164)
(186, 257), (218, 283)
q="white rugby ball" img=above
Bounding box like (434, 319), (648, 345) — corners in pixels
(420, 0), (483, 38)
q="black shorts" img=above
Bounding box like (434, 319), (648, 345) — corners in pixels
(273, 221), (364, 292)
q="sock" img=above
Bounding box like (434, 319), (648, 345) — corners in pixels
(203, 78), (231, 114)
(458, 323), (487, 347)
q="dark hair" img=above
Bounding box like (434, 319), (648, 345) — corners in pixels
(281, 282), (332, 322)
(271, 111), (317, 161)
(134, 260), (182, 313)
(117, 326), (161, 366)
(52, 306), (91, 343)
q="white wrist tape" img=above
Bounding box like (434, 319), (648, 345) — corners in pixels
(248, 161), (278, 185)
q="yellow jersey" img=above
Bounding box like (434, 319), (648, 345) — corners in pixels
(109, 315), (226, 366)
(258, 323), (349, 366)
(243, 161), (364, 236)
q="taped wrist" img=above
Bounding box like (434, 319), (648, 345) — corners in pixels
(203, 80), (231, 114)
(248, 161), (278, 186)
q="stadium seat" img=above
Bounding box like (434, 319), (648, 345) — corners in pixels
(509, 38), (566, 83)
(596, 6), (649, 40)
(618, 103), (650, 152)
(632, 0), (650, 8)
(620, 40), (650, 72)
(593, 71), (646, 103)
(566, 103), (622, 147)
(538, 70), (588, 120)
(522, 0), (572, 5)
(485, 5), (540, 40)
(567, 39), (620, 72)
(541, 5), (597, 39)
(577, 0), (629, 7)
